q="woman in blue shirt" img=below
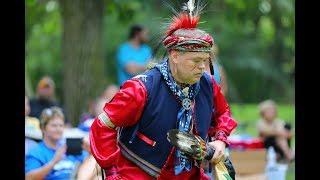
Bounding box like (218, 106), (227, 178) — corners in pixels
(25, 107), (88, 180)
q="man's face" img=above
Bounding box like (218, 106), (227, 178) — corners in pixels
(138, 29), (149, 44)
(38, 85), (54, 100)
(171, 51), (210, 84)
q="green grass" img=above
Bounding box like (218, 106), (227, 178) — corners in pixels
(230, 103), (295, 136)
(286, 162), (295, 180)
(229, 103), (295, 180)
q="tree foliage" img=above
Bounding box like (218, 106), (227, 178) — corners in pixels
(26, 0), (295, 123)
(26, 0), (62, 99)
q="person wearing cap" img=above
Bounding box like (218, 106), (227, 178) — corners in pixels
(29, 76), (70, 126)
(89, 1), (237, 179)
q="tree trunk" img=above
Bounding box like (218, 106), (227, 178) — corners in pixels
(59, 0), (105, 126)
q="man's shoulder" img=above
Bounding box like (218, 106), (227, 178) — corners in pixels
(118, 42), (130, 50)
(132, 68), (159, 83)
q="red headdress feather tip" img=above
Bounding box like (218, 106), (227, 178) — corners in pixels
(166, 13), (200, 36)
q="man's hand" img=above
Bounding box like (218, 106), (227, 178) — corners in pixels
(191, 135), (208, 160)
(208, 140), (226, 164)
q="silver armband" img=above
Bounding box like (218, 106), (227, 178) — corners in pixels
(98, 112), (116, 129)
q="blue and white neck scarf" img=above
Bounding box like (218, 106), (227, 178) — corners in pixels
(156, 59), (200, 175)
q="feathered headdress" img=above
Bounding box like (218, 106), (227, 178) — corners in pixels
(162, 0), (213, 52)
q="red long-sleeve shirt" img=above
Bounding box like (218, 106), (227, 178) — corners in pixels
(90, 78), (237, 180)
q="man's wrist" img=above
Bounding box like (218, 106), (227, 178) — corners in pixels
(214, 131), (229, 146)
(98, 112), (116, 129)
(104, 166), (119, 177)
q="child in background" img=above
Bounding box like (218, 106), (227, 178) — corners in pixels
(256, 99), (294, 163)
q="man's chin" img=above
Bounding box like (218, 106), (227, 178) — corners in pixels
(187, 79), (200, 85)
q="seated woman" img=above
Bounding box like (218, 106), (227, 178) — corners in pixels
(25, 107), (89, 180)
(256, 100), (294, 163)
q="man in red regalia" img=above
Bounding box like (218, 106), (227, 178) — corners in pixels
(90, 1), (237, 179)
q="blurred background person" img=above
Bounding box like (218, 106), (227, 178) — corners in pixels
(205, 44), (228, 96)
(25, 107), (89, 180)
(116, 24), (152, 85)
(95, 84), (120, 118)
(77, 99), (96, 132)
(78, 84), (119, 132)
(212, 44), (228, 96)
(77, 98), (103, 133)
(29, 76), (71, 127)
(256, 99), (294, 163)
(101, 84), (119, 102)
(25, 95), (42, 155)
(214, 64), (228, 96)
